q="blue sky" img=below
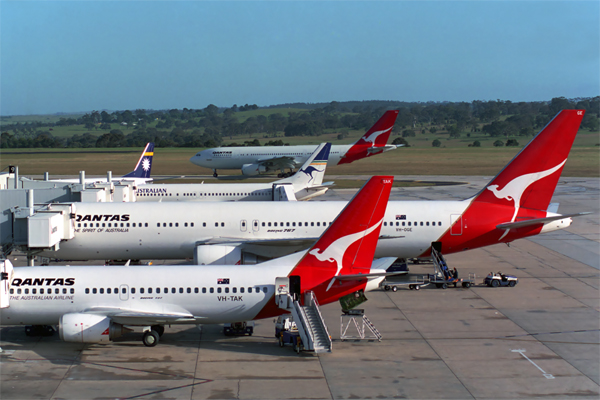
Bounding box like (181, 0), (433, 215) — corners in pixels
(1, 1), (598, 115)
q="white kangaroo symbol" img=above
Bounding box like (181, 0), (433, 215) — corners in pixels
(363, 127), (392, 147)
(309, 219), (382, 291)
(486, 160), (566, 240)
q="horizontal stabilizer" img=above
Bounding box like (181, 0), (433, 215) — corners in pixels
(367, 144), (397, 154)
(496, 212), (591, 230)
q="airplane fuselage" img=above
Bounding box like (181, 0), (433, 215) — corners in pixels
(190, 145), (353, 170)
(45, 199), (571, 262)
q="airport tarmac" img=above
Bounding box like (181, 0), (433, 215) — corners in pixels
(1, 176), (598, 399)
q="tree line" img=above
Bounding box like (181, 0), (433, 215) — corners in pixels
(1, 97), (598, 149)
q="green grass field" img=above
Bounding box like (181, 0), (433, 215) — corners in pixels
(2, 144), (597, 178)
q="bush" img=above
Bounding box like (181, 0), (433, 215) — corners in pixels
(506, 139), (520, 147)
(432, 139), (441, 147)
(493, 140), (504, 147)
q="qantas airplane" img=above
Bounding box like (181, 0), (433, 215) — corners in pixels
(189, 110), (400, 177)
(1, 176), (394, 347)
(38, 110), (586, 265)
(134, 143), (333, 202)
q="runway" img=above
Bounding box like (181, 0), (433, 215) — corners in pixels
(1, 176), (598, 399)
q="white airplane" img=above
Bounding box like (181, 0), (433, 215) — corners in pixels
(19, 143), (156, 185)
(1, 176), (394, 347)
(38, 110), (587, 266)
(135, 143), (333, 202)
(189, 110), (400, 177)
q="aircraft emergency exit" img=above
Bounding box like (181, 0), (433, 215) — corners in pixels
(38, 110), (587, 265)
(135, 143), (333, 202)
(189, 110), (400, 177)
(1, 176), (394, 347)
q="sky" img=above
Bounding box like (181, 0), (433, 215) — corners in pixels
(1, 1), (599, 116)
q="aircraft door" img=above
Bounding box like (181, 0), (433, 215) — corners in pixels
(119, 285), (129, 301)
(240, 220), (247, 232)
(450, 214), (463, 235)
(1, 259), (14, 309)
(289, 275), (301, 302)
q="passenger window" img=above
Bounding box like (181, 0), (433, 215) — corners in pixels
(438, 222), (442, 226)
(225, 287), (229, 293)
(263, 287), (268, 293)
(70, 288), (75, 294)
(32, 288), (36, 294)
(215, 222), (218, 227)
(187, 288), (191, 293)
(148, 288), (152, 294)
(232, 287), (237, 293)
(100, 288), (104, 294)
(262, 222), (265, 227)
(169, 223), (173, 227)
(40, 288), (44, 294)
(140, 288), (144, 294)
(384, 222), (387, 226)
(185, 223), (188, 227)
(163, 223), (167, 227)
(122, 287), (126, 294)
(179, 288), (184, 293)
(194, 288), (198, 293)
(92, 288), (97, 294)
(292, 222), (296, 227)
(217, 287), (222, 293)
(17, 288), (21, 294)
(402, 222), (406, 226)
(210, 287), (214, 293)
(156, 288), (160, 294)
(202, 288), (206, 293)
(408, 222), (411, 226)
(311, 222), (314, 227)
(317, 222), (320, 226)
(248, 287), (252, 293)
(157, 223), (160, 227)
(274, 222), (277, 227)
(268, 222), (272, 227)
(55, 288), (60, 294)
(426, 222), (430, 226)
(420, 222), (424, 226)
(240, 287), (245, 293)
(286, 222), (290, 227)
(131, 288), (136, 294)
(85, 288), (89, 294)
(171, 288), (176, 294)
(145, 223), (148, 227)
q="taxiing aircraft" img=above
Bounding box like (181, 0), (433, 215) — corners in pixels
(39, 110), (586, 265)
(135, 143), (333, 202)
(1, 176), (393, 346)
(189, 110), (400, 177)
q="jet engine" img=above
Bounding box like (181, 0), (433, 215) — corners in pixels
(241, 163), (267, 176)
(59, 313), (131, 343)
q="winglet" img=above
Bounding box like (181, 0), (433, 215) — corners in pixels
(289, 176), (393, 304)
(278, 143), (331, 188)
(123, 143), (155, 179)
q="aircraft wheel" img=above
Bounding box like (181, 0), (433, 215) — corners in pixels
(491, 280), (499, 288)
(143, 330), (160, 347)
(152, 325), (165, 337)
(509, 281), (516, 287)
(212, 170), (218, 178)
(384, 285), (391, 291)
(392, 286), (398, 292)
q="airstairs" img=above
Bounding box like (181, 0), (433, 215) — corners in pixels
(275, 277), (332, 353)
(340, 309), (382, 341)
(431, 245), (452, 280)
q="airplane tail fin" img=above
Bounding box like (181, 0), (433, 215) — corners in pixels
(473, 110), (585, 214)
(290, 176), (393, 302)
(278, 143), (331, 187)
(123, 142), (155, 179)
(338, 110), (399, 164)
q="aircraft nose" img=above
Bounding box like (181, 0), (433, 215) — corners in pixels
(190, 154), (202, 165)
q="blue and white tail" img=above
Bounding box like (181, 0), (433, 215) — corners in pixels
(123, 143), (154, 179)
(278, 143), (331, 188)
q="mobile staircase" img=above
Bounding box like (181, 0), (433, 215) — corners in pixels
(429, 244), (474, 289)
(340, 309), (382, 341)
(275, 277), (332, 353)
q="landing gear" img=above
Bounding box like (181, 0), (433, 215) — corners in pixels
(142, 330), (160, 347)
(151, 325), (165, 337)
(212, 169), (218, 178)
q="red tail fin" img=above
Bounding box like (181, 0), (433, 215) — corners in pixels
(475, 110), (584, 214)
(338, 110), (399, 164)
(290, 176), (393, 301)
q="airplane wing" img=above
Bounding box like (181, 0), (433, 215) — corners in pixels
(496, 212), (591, 230)
(85, 305), (200, 325)
(256, 156), (298, 171)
